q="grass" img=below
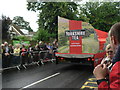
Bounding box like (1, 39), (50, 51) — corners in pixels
(58, 45), (69, 53)
(58, 17), (99, 54)
(82, 34), (99, 53)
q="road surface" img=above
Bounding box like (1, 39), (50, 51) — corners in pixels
(2, 62), (97, 89)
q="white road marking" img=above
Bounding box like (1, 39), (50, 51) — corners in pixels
(20, 72), (60, 89)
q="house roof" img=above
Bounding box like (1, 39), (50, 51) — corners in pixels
(11, 24), (25, 35)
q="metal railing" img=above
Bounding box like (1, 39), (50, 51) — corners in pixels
(2, 50), (57, 71)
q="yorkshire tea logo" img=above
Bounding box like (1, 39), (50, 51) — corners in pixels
(65, 29), (85, 40)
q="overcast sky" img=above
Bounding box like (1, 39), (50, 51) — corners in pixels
(0, 0), (89, 32)
(0, 0), (38, 32)
(0, 0), (118, 32)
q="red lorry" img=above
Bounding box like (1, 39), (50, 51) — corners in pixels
(55, 17), (108, 67)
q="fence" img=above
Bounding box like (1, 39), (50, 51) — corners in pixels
(2, 50), (57, 70)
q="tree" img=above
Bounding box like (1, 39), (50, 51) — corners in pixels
(27, 1), (120, 40)
(2, 15), (12, 40)
(27, 2), (79, 38)
(33, 28), (51, 41)
(79, 2), (120, 32)
(14, 35), (32, 41)
(12, 16), (33, 32)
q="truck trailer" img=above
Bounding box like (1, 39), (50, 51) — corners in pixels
(55, 17), (108, 67)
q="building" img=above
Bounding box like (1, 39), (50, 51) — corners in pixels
(9, 24), (35, 39)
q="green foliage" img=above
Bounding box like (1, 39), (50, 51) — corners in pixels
(27, 1), (120, 41)
(59, 32), (68, 47)
(2, 15), (12, 39)
(79, 2), (120, 32)
(12, 16), (33, 32)
(14, 35), (31, 41)
(82, 34), (99, 53)
(33, 29), (51, 41)
(27, 2), (79, 38)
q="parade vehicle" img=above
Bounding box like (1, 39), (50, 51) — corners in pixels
(55, 17), (108, 67)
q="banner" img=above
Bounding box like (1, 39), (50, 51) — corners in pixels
(13, 40), (30, 47)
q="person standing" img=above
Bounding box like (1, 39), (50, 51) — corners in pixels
(2, 42), (11, 68)
(33, 44), (40, 62)
(20, 45), (27, 66)
(27, 44), (33, 64)
(52, 39), (58, 51)
(38, 41), (44, 51)
(13, 44), (21, 66)
(101, 44), (114, 68)
(8, 44), (14, 66)
(93, 22), (120, 89)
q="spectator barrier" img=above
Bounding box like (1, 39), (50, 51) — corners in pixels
(2, 50), (57, 71)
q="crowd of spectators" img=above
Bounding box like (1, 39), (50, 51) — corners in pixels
(1, 39), (58, 68)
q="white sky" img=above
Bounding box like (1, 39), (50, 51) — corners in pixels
(0, 0), (86, 31)
(0, 0), (38, 32)
(0, 0), (116, 32)
(0, 0), (89, 32)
